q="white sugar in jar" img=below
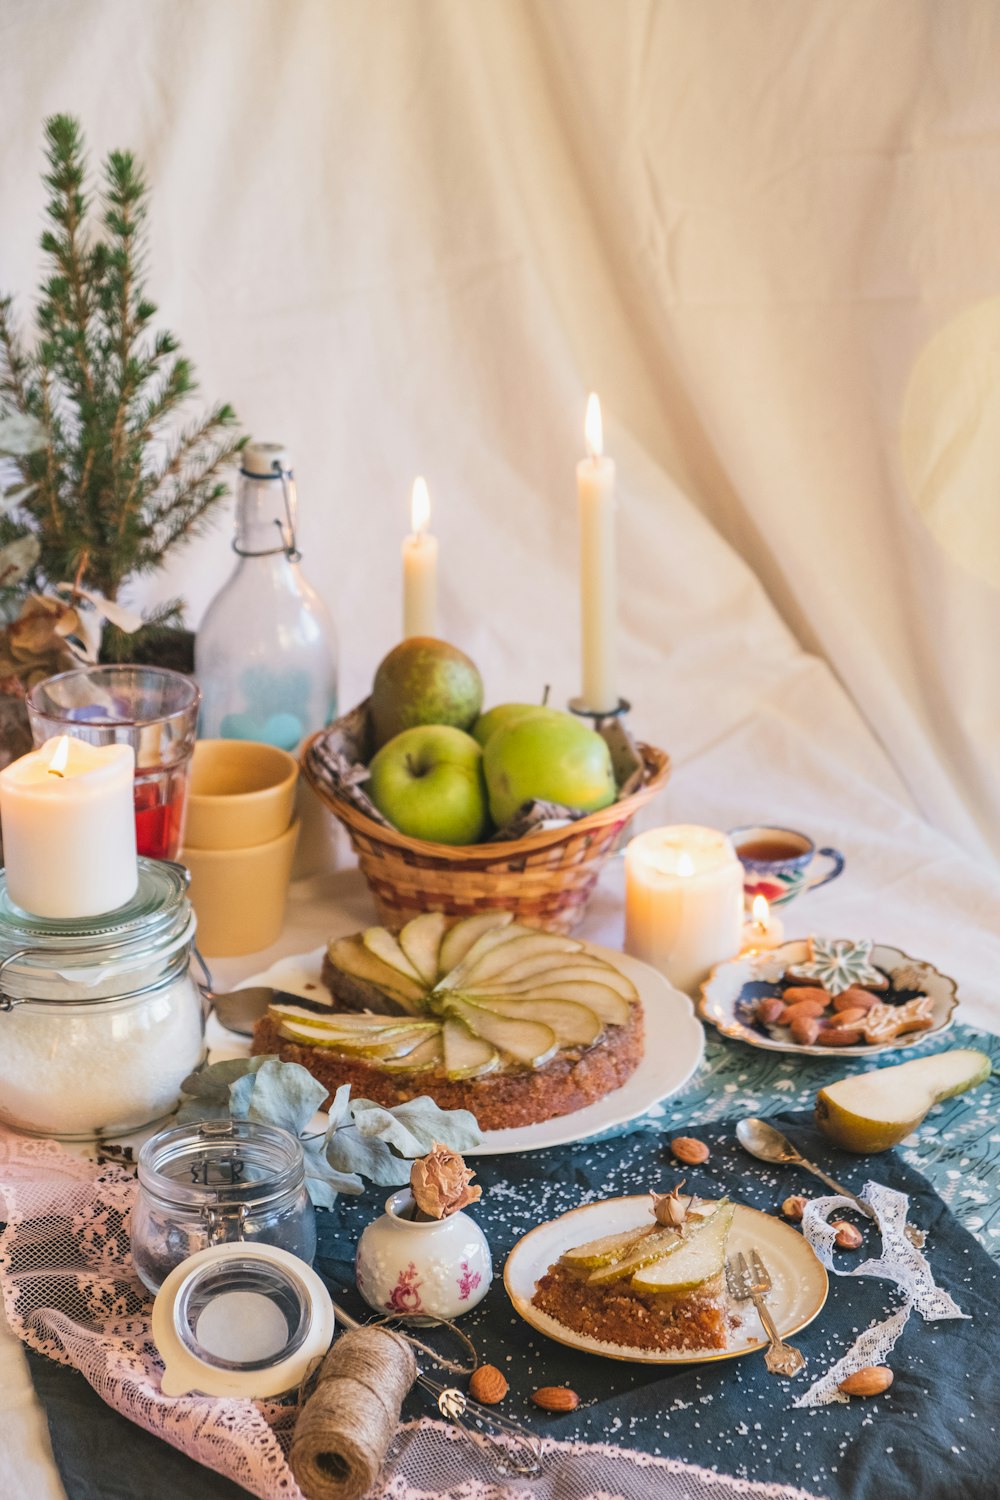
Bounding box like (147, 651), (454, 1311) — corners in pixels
(0, 859), (205, 1139)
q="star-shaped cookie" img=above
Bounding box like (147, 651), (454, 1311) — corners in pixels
(787, 937), (886, 997)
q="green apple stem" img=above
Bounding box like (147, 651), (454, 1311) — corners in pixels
(541, 684), (551, 705)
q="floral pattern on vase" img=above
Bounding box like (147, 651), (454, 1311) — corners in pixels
(356, 1189), (492, 1320)
(457, 1261), (482, 1301)
(386, 1261), (423, 1314)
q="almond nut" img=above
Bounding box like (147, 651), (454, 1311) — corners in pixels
(756, 997), (785, 1025)
(830, 1007), (867, 1028)
(781, 1000), (828, 1025)
(782, 986), (831, 1007)
(838, 1365), (893, 1397)
(819, 1026), (864, 1046)
(789, 1015), (820, 1045)
(671, 1136), (710, 1165)
(832, 1220), (864, 1249)
(531, 1385), (580, 1412)
(781, 1195), (808, 1221)
(832, 988), (879, 1013)
(469, 1364), (509, 1404)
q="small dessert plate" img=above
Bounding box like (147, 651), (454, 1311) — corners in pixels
(504, 1196), (827, 1366)
(699, 940), (959, 1058)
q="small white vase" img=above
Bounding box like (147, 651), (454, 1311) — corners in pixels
(355, 1189), (492, 1319)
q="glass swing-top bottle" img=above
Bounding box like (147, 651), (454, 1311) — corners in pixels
(195, 442), (338, 750)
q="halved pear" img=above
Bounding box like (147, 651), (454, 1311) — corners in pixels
(452, 932), (582, 987)
(471, 959), (637, 1000)
(586, 1226), (684, 1284)
(443, 996), (559, 1068)
(438, 911), (514, 975)
(363, 926), (424, 985)
(816, 1048), (991, 1153)
(326, 936), (426, 1013)
(398, 911), (448, 987)
(559, 1225), (658, 1269)
(631, 1204), (734, 1293)
(460, 995), (603, 1048)
(381, 1032), (445, 1073)
(522, 980), (631, 1027)
(442, 1017), (501, 1079)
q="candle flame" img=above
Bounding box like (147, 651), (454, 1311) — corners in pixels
(677, 851), (695, 877)
(411, 476), (431, 536)
(47, 736), (70, 778)
(752, 894), (770, 930)
(585, 392), (603, 459)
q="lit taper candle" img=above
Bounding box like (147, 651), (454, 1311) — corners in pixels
(577, 393), (618, 712)
(402, 476), (438, 638)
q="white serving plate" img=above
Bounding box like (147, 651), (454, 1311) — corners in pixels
(699, 940), (959, 1058)
(206, 943), (705, 1156)
(504, 1195), (828, 1365)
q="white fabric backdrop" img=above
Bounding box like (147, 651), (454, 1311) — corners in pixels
(2, 0), (1000, 866)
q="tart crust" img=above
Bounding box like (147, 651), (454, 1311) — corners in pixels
(531, 1259), (727, 1352)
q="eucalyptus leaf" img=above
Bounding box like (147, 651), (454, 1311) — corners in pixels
(0, 412), (45, 456)
(351, 1095), (483, 1156)
(327, 1126), (412, 1187)
(325, 1083), (354, 1134)
(179, 1054), (272, 1103)
(303, 1139), (364, 1208)
(174, 1098), (231, 1125)
(230, 1058), (327, 1136)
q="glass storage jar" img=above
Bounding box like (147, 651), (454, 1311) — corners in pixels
(132, 1119), (317, 1293)
(0, 858), (205, 1139)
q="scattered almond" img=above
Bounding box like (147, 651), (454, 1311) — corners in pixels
(781, 1195), (808, 1221)
(832, 1220), (864, 1249)
(756, 997), (785, 1025)
(838, 1366), (893, 1397)
(531, 1385), (580, 1413)
(789, 1015), (820, 1046)
(469, 1364), (509, 1404)
(671, 1136), (710, 1165)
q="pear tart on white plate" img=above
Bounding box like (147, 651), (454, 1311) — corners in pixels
(251, 911), (644, 1130)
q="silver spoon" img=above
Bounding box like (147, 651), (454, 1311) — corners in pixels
(736, 1117), (926, 1247)
(207, 986), (334, 1037)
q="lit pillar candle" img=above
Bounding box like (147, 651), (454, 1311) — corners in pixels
(741, 895), (786, 952)
(0, 736), (138, 919)
(624, 825), (744, 994)
(577, 393), (618, 713)
(402, 476), (438, 638)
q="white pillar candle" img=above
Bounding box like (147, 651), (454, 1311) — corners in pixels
(0, 736), (138, 919)
(402, 475), (438, 638)
(577, 393), (618, 713)
(625, 825), (744, 994)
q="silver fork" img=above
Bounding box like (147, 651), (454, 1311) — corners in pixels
(726, 1249), (806, 1377)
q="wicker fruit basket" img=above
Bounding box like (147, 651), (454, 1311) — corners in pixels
(301, 730), (670, 933)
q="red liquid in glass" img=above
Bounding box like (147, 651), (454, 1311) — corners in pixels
(133, 776), (186, 860)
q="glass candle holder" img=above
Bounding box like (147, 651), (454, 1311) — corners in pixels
(26, 665), (200, 860)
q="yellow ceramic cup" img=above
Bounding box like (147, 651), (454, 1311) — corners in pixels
(185, 740), (299, 852)
(184, 819), (300, 958)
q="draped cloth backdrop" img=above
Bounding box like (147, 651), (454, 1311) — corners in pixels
(2, 0), (1000, 868)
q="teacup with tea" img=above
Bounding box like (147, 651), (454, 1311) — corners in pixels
(728, 824), (844, 909)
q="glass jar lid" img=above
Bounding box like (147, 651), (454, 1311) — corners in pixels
(138, 1119), (306, 1213)
(0, 858), (195, 1001)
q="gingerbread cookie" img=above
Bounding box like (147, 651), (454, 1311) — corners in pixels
(787, 937), (888, 998)
(862, 994), (935, 1045)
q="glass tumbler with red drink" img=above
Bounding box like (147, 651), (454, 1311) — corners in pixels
(26, 666), (200, 861)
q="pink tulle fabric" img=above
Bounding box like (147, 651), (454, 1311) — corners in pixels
(0, 1127), (823, 1500)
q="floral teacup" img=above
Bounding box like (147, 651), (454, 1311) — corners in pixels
(355, 1189), (492, 1320)
(728, 824), (845, 910)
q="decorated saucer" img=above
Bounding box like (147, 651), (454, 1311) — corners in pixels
(699, 938), (959, 1058)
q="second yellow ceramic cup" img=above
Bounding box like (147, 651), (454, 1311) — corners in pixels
(185, 740), (299, 852)
(184, 820), (300, 957)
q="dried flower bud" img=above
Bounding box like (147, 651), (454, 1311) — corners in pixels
(651, 1181), (698, 1231)
(781, 1195), (808, 1222)
(410, 1143), (482, 1220)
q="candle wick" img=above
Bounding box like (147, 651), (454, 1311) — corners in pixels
(47, 769), (64, 779)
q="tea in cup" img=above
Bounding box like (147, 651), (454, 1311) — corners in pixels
(728, 825), (844, 909)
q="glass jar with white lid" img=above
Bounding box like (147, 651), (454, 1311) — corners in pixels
(0, 858), (205, 1139)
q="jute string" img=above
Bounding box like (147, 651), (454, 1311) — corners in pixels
(290, 1326), (418, 1500)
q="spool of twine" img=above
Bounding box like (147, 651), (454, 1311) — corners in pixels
(290, 1326), (418, 1500)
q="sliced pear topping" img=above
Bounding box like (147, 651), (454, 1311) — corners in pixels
(327, 936), (426, 1012)
(442, 1017), (501, 1079)
(462, 995), (603, 1048)
(631, 1204), (734, 1293)
(268, 1004), (428, 1034)
(471, 957), (637, 999)
(381, 1033), (444, 1073)
(523, 980), (631, 1026)
(399, 911), (448, 987)
(560, 1225), (659, 1269)
(586, 1226), (684, 1284)
(438, 911), (514, 975)
(453, 932), (583, 987)
(444, 997), (559, 1068)
(363, 926), (424, 984)
(436, 922), (538, 990)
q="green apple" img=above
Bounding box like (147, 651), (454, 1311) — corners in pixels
(472, 702), (562, 748)
(483, 714), (616, 827)
(816, 1047), (991, 1153)
(371, 638), (483, 749)
(367, 725), (490, 845)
